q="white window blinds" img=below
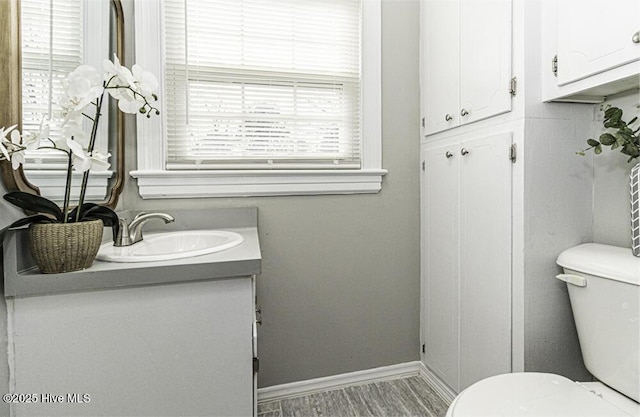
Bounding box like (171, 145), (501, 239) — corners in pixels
(21, 0), (84, 146)
(162, 0), (362, 170)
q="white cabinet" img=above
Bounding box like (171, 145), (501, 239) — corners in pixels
(422, 142), (459, 388)
(421, 0), (512, 135)
(421, 132), (512, 392)
(8, 277), (258, 417)
(543, 0), (640, 102)
(557, 0), (639, 85)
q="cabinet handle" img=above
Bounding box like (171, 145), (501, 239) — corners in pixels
(461, 148), (469, 156)
(633, 30), (640, 44)
(460, 108), (469, 117)
(445, 114), (453, 122)
(445, 151), (454, 159)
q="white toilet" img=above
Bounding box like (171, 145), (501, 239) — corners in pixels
(446, 243), (640, 417)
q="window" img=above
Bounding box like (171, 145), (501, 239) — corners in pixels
(132, 0), (383, 198)
(20, 0), (111, 201)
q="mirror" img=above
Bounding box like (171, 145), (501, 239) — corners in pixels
(0, 0), (125, 210)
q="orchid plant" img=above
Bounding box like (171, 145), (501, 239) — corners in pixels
(0, 56), (159, 238)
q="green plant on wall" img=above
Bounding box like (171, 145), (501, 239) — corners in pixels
(578, 105), (639, 162)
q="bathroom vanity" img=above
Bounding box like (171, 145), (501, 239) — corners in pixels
(2, 208), (261, 417)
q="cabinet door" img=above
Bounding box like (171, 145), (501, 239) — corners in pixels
(557, 0), (640, 85)
(422, 142), (460, 391)
(421, 0), (460, 135)
(459, 0), (512, 124)
(458, 132), (512, 391)
(10, 279), (255, 417)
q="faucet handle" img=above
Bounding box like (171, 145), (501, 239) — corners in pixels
(114, 219), (132, 247)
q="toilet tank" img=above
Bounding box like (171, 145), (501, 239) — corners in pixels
(556, 243), (640, 403)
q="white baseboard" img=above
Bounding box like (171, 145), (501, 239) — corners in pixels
(257, 361), (424, 402)
(417, 363), (457, 404)
(257, 361), (458, 405)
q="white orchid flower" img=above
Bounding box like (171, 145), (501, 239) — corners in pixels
(107, 87), (145, 114)
(104, 62), (146, 113)
(66, 138), (111, 173)
(88, 151), (111, 171)
(118, 96), (145, 114)
(63, 123), (89, 147)
(20, 116), (49, 150)
(67, 65), (102, 97)
(0, 124), (17, 140)
(0, 125), (17, 161)
(59, 98), (84, 125)
(132, 64), (159, 98)
(34, 116), (50, 145)
(9, 130), (26, 169)
(12, 133), (41, 168)
(66, 137), (92, 173)
(0, 123), (43, 169)
(0, 140), (9, 162)
(64, 65), (104, 115)
(104, 56), (160, 115)
(103, 54), (136, 89)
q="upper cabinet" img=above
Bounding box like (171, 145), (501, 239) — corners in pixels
(542, 0), (640, 102)
(420, 0), (513, 136)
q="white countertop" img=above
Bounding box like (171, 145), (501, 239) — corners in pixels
(2, 208), (262, 298)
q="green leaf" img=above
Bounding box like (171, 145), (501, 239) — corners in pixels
(604, 119), (625, 129)
(70, 203), (120, 241)
(8, 214), (56, 229)
(611, 108), (623, 121)
(587, 106), (640, 163)
(604, 106), (618, 119)
(3, 191), (63, 221)
(622, 142), (639, 158)
(616, 130), (633, 142)
(598, 133), (616, 146)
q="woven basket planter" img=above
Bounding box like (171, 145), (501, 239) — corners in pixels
(28, 219), (104, 273)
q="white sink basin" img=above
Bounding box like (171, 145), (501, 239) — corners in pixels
(97, 230), (244, 263)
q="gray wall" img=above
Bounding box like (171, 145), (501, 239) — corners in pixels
(592, 91), (640, 247)
(520, 89), (640, 380)
(120, 0), (422, 387)
(523, 114), (593, 381)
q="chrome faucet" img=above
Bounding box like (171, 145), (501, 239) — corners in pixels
(114, 212), (175, 247)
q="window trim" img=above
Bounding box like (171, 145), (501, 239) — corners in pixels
(131, 0), (384, 199)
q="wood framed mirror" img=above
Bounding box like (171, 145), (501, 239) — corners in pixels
(0, 0), (125, 210)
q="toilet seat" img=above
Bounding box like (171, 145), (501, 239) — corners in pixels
(446, 373), (638, 417)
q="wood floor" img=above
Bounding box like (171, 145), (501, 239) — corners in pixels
(257, 375), (450, 417)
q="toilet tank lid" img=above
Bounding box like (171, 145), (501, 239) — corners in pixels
(556, 243), (640, 286)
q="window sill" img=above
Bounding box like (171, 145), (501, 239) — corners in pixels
(23, 170), (113, 202)
(130, 169), (388, 198)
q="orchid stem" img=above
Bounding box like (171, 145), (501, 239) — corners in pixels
(62, 151), (73, 223)
(75, 94), (104, 222)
